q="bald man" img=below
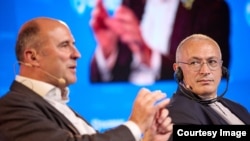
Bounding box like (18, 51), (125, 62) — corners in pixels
(0, 17), (172, 141)
(168, 34), (250, 126)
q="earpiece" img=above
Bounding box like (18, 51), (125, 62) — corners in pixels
(174, 67), (183, 83)
(222, 66), (229, 80)
(18, 61), (66, 86)
(174, 66), (230, 104)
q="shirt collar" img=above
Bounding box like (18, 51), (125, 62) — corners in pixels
(15, 75), (70, 104)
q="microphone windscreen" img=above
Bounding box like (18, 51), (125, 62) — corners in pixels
(58, 78), (66, 86)
(186, 85), (193, 90)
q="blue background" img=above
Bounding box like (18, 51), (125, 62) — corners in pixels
(0, 0), (250, 131)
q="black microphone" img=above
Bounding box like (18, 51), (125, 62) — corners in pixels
(185, 84), (193, 90)
(174, 66), (229, 104)
(18, 61), (66, 86)
(178, 79), (229, 104)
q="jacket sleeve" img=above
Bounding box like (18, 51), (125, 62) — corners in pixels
(0, 91), (136, 141)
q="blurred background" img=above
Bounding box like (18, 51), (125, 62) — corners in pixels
(1, 0), (250, 132)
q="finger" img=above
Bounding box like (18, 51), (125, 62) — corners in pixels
(90, 0), (109, 29)
(155, 108), (173, 134)
(157, 124), (173, 134)
(147, 90), (170, 110)
(157, 118), (173, 134)
(114, 6), (139, 25)
(156, 108), (169, 123)
(158, 116), (172, 128)
(143, 91), (167, 107)
(155, 98), (170, 110)
(136, 87), (151, 101)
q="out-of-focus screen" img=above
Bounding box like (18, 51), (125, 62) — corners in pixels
(1, 0), (249, 131)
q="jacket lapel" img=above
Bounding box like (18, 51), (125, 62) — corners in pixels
(10, 81), (80, 134)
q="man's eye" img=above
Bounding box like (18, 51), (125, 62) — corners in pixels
(61, 43), (68, 47)
(60, 44), (70, 49)
(209, 59), (217, 63)
(59, 41), (70, 48)
(208, 60), (218, 65)
(189, 61), (200, 65)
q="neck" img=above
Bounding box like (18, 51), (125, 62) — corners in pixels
(60, 88), (68, 100)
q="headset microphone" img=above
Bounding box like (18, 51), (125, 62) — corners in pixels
(174, 66), (229, 104)
(18, 61), (66, 86)
(38, 68), (66, 86)
(19, 61), (33, 67)
(185, 84), (193, 90)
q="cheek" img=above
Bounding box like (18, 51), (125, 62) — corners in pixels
(59, 51), (71, 61)
(47, 57), (65, 70)
(183, 72), (196, 85)
(50, 53), (68, 66)
(214, 72), (223, 84)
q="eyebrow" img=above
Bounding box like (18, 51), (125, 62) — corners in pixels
(188, 56), (219, 61)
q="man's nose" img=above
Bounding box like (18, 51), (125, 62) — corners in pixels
(71, 47), (81, 59)
(199, 62), (211, 73)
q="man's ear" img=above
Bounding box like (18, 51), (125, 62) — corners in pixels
(173, 63), (178, 71)
(23, 49), (40, 67)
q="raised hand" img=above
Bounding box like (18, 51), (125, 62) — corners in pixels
(129, 88), (171, 134)
(105, 6), (153, 66)
(90, 0), (118, 59)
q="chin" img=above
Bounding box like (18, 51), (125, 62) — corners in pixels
(199, 90), (215, 97)
(196, 87), (215, 95)
(66, 77), (76, 84)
